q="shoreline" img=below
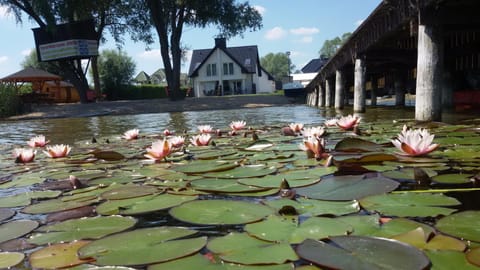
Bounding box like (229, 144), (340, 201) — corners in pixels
(7, 95), (297, 121)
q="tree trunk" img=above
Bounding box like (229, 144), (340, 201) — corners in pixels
(91, 56), (101, 101)
(59, 60), (89, 103)
(354, 58), (366, 112)
(335, 69), (344, 109)
(415, 23), (443, 121)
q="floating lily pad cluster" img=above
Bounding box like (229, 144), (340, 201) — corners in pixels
(0, 117), (479, 269)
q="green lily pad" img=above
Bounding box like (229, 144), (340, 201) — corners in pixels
(28, 216), (137, 245)
(245, 215), (352, 244)
(263, 197), (359, 216)
(0, 190), (62, 208)
(0, 220), (38, 244)
(296, 237), (430, 270)
(118, 194), (198, 215)
(190, 178), (269, 193)
(148, 253), (294, 270)
(382, 168), (438, 181)
(0, 208), (15, 222)
(169, 200), (274, 225)
(0, 252), (24, 269)
(432, 173), (473, 184)
(467, 247), (480, 267)
(391, 227), (466, 251)
(203, 165), (277, 178)
(207, 232), (298, 265)
(22, 197), (99, 214)
(426, 250), (480, 270)
(436, 211), (480, 242)
(0, 174), (45, 189)
(238, 167), (336, 188)
(195, 150), (237, 159)
(371, 218), (435, 238)
(360, 193), (460, 217)
(100, 185), (161, 200)
(334, 137), (383, 152)
(30, 240), (94, 269)
(296, 174), (399, 200)
(174, 160), (238, 174)
(334, 153), (397, 163)
(78, 227), (206, 266)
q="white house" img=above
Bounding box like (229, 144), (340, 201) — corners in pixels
(188, 38), (275, 97)
(292, 57), (328, 87)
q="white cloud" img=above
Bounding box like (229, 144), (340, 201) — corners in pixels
(355, 19), (364, 27)
(21, 49), (33, 56)
(290, 27), (319, 36)
(264, 27), (287, 40)
(138, 49), (162, 60)
(0, 56), (8, 64)
(253, 5), (266, 15)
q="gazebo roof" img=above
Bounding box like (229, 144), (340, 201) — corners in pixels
(0, 67), (61, 83)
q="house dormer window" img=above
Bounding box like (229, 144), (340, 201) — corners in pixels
(223, 62), (234, 75)
(207, 63), (217, 76)
(244, 58), (251, 66)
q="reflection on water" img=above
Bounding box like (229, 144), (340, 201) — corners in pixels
(1, 104), (478, 147)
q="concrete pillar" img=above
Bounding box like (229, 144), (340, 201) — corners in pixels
(354, 58), (366, 112)
(394, 70), (406, 106)
(335, 70), (345, 109)
(325, 78), (333, 107)
(306, 87), (316, 106)
(370, 77), (377, 106)
(442, 70), (454, 108)
(318, 82), (325, 107)
(415, 23), (443, 121)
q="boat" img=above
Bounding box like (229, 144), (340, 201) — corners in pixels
(283, 82), (305, 98)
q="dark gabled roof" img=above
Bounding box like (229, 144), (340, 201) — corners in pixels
(188, 45), (260, 77)
(301, 58), (328, 73)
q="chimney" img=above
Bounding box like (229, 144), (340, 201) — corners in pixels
(215, 37), (227, 49)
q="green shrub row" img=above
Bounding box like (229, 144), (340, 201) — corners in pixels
(110, 84), (191, 100)
(0, 84), (21, 117)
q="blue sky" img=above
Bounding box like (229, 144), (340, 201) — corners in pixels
(0, 0), (381, 78)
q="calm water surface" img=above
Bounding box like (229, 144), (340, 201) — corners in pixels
(0, 104), (478, 147)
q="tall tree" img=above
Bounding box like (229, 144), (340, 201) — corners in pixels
(97, 49), (136, 100)
(319, 32), (352, 58)
(260, 52), (294, 81)
(1, 0), (134, 103)
(137, 0), (262, 100)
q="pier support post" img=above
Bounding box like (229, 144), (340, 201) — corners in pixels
(442, 70), (454, 108)
(318, 82), (325, 107)
(335, 70), (345, 109)
(354, 58), (366, 112)
(394, 70), (406, 106)
(325, 78), (333, 107)
(370, 76), (378, 106)
(415, 23), (443, 121)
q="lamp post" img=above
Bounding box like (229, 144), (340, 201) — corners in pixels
(286, 51), (291, 82)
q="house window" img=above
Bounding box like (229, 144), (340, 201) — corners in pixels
(207, 64), (217, 76)
(223, 62), (234, 75)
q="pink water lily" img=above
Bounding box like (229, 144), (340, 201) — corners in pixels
(337, 115), (361, 131)
(27, 135), (49, 148)
(13, 148), (36, 163)
(123, 129), (139, 140)
(301, 126), (326, 138)
(324, 118), (338, 127)
(169, 136), (185, 148)
(144, 139), (173, 161)
(190, 134), (212, 146)
(289, 123), (304, 133)
(391, 125), (439, 157)
(197, 125), (213, 134)
(43, 144), (71, 158)
(299, 136), (329, 160)
(230, 120), (246, 131)
(163, 129), (174, 136)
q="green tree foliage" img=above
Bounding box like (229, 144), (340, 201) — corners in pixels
(130, 0), (262, 100)
(260, 53), (295, 81)
(319, 32), (352, 58)
(0, 84), (21, 117)
(21, 50), (60, 74)
(97, 49), (136, 100)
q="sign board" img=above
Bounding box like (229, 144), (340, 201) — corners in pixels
(32, 20), (98, 62)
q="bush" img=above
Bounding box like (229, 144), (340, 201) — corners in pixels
(114, 84), (189, 100)
(0, 84), (21, 117)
